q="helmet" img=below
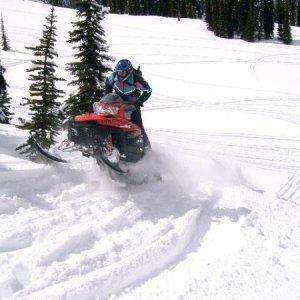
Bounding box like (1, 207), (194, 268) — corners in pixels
(114, 59), (133, 73)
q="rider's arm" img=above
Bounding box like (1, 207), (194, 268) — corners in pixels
(105, 74), (114, 94)
(135, 76), (152, 104)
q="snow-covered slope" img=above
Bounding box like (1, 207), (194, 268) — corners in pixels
(0, 0), (299, 299)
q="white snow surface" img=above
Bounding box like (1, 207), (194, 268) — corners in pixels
(0, 0), (299, 299)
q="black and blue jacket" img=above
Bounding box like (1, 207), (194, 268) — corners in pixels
(105, 70), (152, 106)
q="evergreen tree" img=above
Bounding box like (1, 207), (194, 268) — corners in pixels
(290, 0), (297, 25)
(1, 14), (11, 51)
(263, 0), (274, 39)
(194, 0), (204, 18)
(180, 0), (188, 18)
(0, 62), (13, 124)
(204, 0), (213, 30)
(202, 0), (276, 42)
(277, 0), (284, 39)
(177, 0), (181, 20)
(168, 0), (176, 17)
(159, 0), (169, 17)
(66, 0), (112, 118)
(107, 0), (203, 19)
(297, 0), (300, 26)
(50, 0), (66, 6)
(107, 0), (115, 12)
(238, 0), (250, 37)
(212, 1), (220, 35)
(256, 0), (264, 40)
(282, 0), (292, 44)
(17, 7), (64, 159)
(125, 0), (139, 15)
(243, 0), (256, 42)
(217, 0), (227, 37)
(227, 0), (238, 38)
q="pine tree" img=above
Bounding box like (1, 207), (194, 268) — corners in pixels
(50, 0), (66, 6)
(117, 0), (126, 14)
(290, 0), (296, 25)
(16, 7), (64, 159)
(204, 0), (213, 30)
(297, 0), (300, 26)
(264, 0), (274, 39)
(282, 0), (292, 44)
(1, 14), (11, 51)
(125, 0), (140, 15)
(0, 62), (13, 124)
(238, 0), (250, 37)
(176, 0), (181, 20)
(107, 0), (115, 12)
(194, 0), (204, 18)
(217, 0), (227, 37)
(66, 0), (112, 118)
(277, 0), (284, 39)
(212, 1), (220, 35)
(159, 0), (169, 17)
(168, 0), (176, 17)
(243, 0), (256, 42)
(227, 0), (238, 38)
(256, 0), (264, 40)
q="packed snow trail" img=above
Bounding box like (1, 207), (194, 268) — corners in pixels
(0, 0), (300, 299)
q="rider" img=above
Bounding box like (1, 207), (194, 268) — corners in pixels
(105, 59), (152, 148)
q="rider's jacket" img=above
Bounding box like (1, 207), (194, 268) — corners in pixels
(105, 70), (152, 105)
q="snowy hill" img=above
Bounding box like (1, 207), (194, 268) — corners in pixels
(0, 0), (299, 299)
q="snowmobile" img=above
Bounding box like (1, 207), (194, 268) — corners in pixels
(32, 94), (147, 175)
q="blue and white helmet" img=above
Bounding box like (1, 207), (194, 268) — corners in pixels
(114, 59), (133, 73)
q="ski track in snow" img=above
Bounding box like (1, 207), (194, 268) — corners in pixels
(0, 1), (300, 299)
(149, 129), (300, 172)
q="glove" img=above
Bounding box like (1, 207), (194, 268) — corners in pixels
(135, 99), (144, 107)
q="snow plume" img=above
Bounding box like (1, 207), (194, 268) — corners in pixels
(0, 124), (219, 299)
(0, 150), (215, 299)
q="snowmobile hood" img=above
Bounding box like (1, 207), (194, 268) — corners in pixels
(74, 113), (141, 134)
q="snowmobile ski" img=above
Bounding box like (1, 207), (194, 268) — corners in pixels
(30, 138), (68, 163)
(31, 137), (128, 174)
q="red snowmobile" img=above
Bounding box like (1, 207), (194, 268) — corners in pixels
(33, 94), (147, 175)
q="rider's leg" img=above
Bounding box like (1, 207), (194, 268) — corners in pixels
(131, 108), (151, 148)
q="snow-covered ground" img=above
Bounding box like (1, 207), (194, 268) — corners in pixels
(0, 0), (299, 299)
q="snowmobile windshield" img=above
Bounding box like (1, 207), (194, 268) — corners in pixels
(100, 93), (123, 104)
(93, 93), (136, 118)
(93, 94), (124, 116)
(93, 102), (120, 116)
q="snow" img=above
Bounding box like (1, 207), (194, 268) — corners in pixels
(0, 0), (299, 299)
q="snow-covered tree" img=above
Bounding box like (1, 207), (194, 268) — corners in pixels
(17, 7), (64, 159)
(1, 14), (11, 51)
(0, 62), (13, 124)
(66, 0), (112, 118)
